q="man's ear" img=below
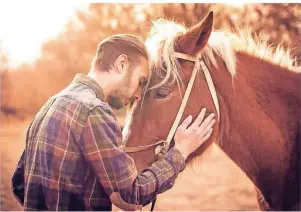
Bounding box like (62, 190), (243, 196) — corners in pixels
(114, 54), (130, 74)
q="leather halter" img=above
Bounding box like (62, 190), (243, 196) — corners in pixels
(124, 52), (220, 212)
(124, 52), (220, 155)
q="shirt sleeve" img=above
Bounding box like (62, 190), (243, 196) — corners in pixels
(78, 105), (186, 208)
(11, 150), (26, 206)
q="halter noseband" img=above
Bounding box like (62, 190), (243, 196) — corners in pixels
(125, 52), (220, 155)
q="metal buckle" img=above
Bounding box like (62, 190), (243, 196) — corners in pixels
(155, 145), (164, 155)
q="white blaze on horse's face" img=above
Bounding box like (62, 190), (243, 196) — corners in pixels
(122, 100), (138, 147)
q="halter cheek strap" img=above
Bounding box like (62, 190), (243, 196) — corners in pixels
(173, 52), (220, 120)
(164, 55), (201, 145)
(155, 52), (220, 156)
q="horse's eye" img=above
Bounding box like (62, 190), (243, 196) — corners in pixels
(154, 88), (172, 99)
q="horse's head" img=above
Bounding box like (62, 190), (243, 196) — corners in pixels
(124, 12), (223, 172)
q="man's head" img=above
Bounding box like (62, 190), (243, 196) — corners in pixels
(91, 34), (150, 109)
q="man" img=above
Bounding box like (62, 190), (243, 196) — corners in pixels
(12, 34), (216, 211)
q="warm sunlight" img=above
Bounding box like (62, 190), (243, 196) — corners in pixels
(0, 2), (88, 67)
(227, 2), (245, 9)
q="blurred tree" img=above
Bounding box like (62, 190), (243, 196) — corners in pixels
(0, 42), (14, 116)
(34, 4), (160, 90)
(1, 3), (300, 117)
(0, 4), (161, 116)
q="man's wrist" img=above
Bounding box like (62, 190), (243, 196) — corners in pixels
(174, 146), (187, 160)
(163, 147), (186, 173)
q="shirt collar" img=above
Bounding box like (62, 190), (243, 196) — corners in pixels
(72, 73), (105, 101)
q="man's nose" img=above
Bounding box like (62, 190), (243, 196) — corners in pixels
(134, 88), (142, 101)
(134, 93), (141, 102)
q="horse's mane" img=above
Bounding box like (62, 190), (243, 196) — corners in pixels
(145, 19), (299, 91)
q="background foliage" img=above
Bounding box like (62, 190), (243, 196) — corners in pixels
(1, 3), (300, 119)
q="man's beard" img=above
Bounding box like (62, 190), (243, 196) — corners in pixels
(107, 93), (126, 110)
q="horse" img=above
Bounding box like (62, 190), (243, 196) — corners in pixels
(122, 12), (300, 210)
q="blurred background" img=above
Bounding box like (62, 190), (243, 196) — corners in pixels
(1, 3), (300, 211)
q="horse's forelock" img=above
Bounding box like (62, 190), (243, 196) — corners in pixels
(145, 19), (186, 93)
(145, 19), (237, 94)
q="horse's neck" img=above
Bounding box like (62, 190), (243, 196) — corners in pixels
(211, 52), (300, 210)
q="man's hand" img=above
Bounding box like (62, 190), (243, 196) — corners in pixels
(174, 108), (216, 160)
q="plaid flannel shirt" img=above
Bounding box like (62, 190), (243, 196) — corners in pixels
(12, 73), (186, 211)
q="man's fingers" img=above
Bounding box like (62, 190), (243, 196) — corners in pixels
(199, 113), (215, 129)
(203, 119), (216, 134)
(196, 118), (215, 136)
(188, 108), (206, 130)
(200, 128), (213, 143)
(179, 115), (193, 129)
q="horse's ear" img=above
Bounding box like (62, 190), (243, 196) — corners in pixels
(176, 11), (213, 56)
